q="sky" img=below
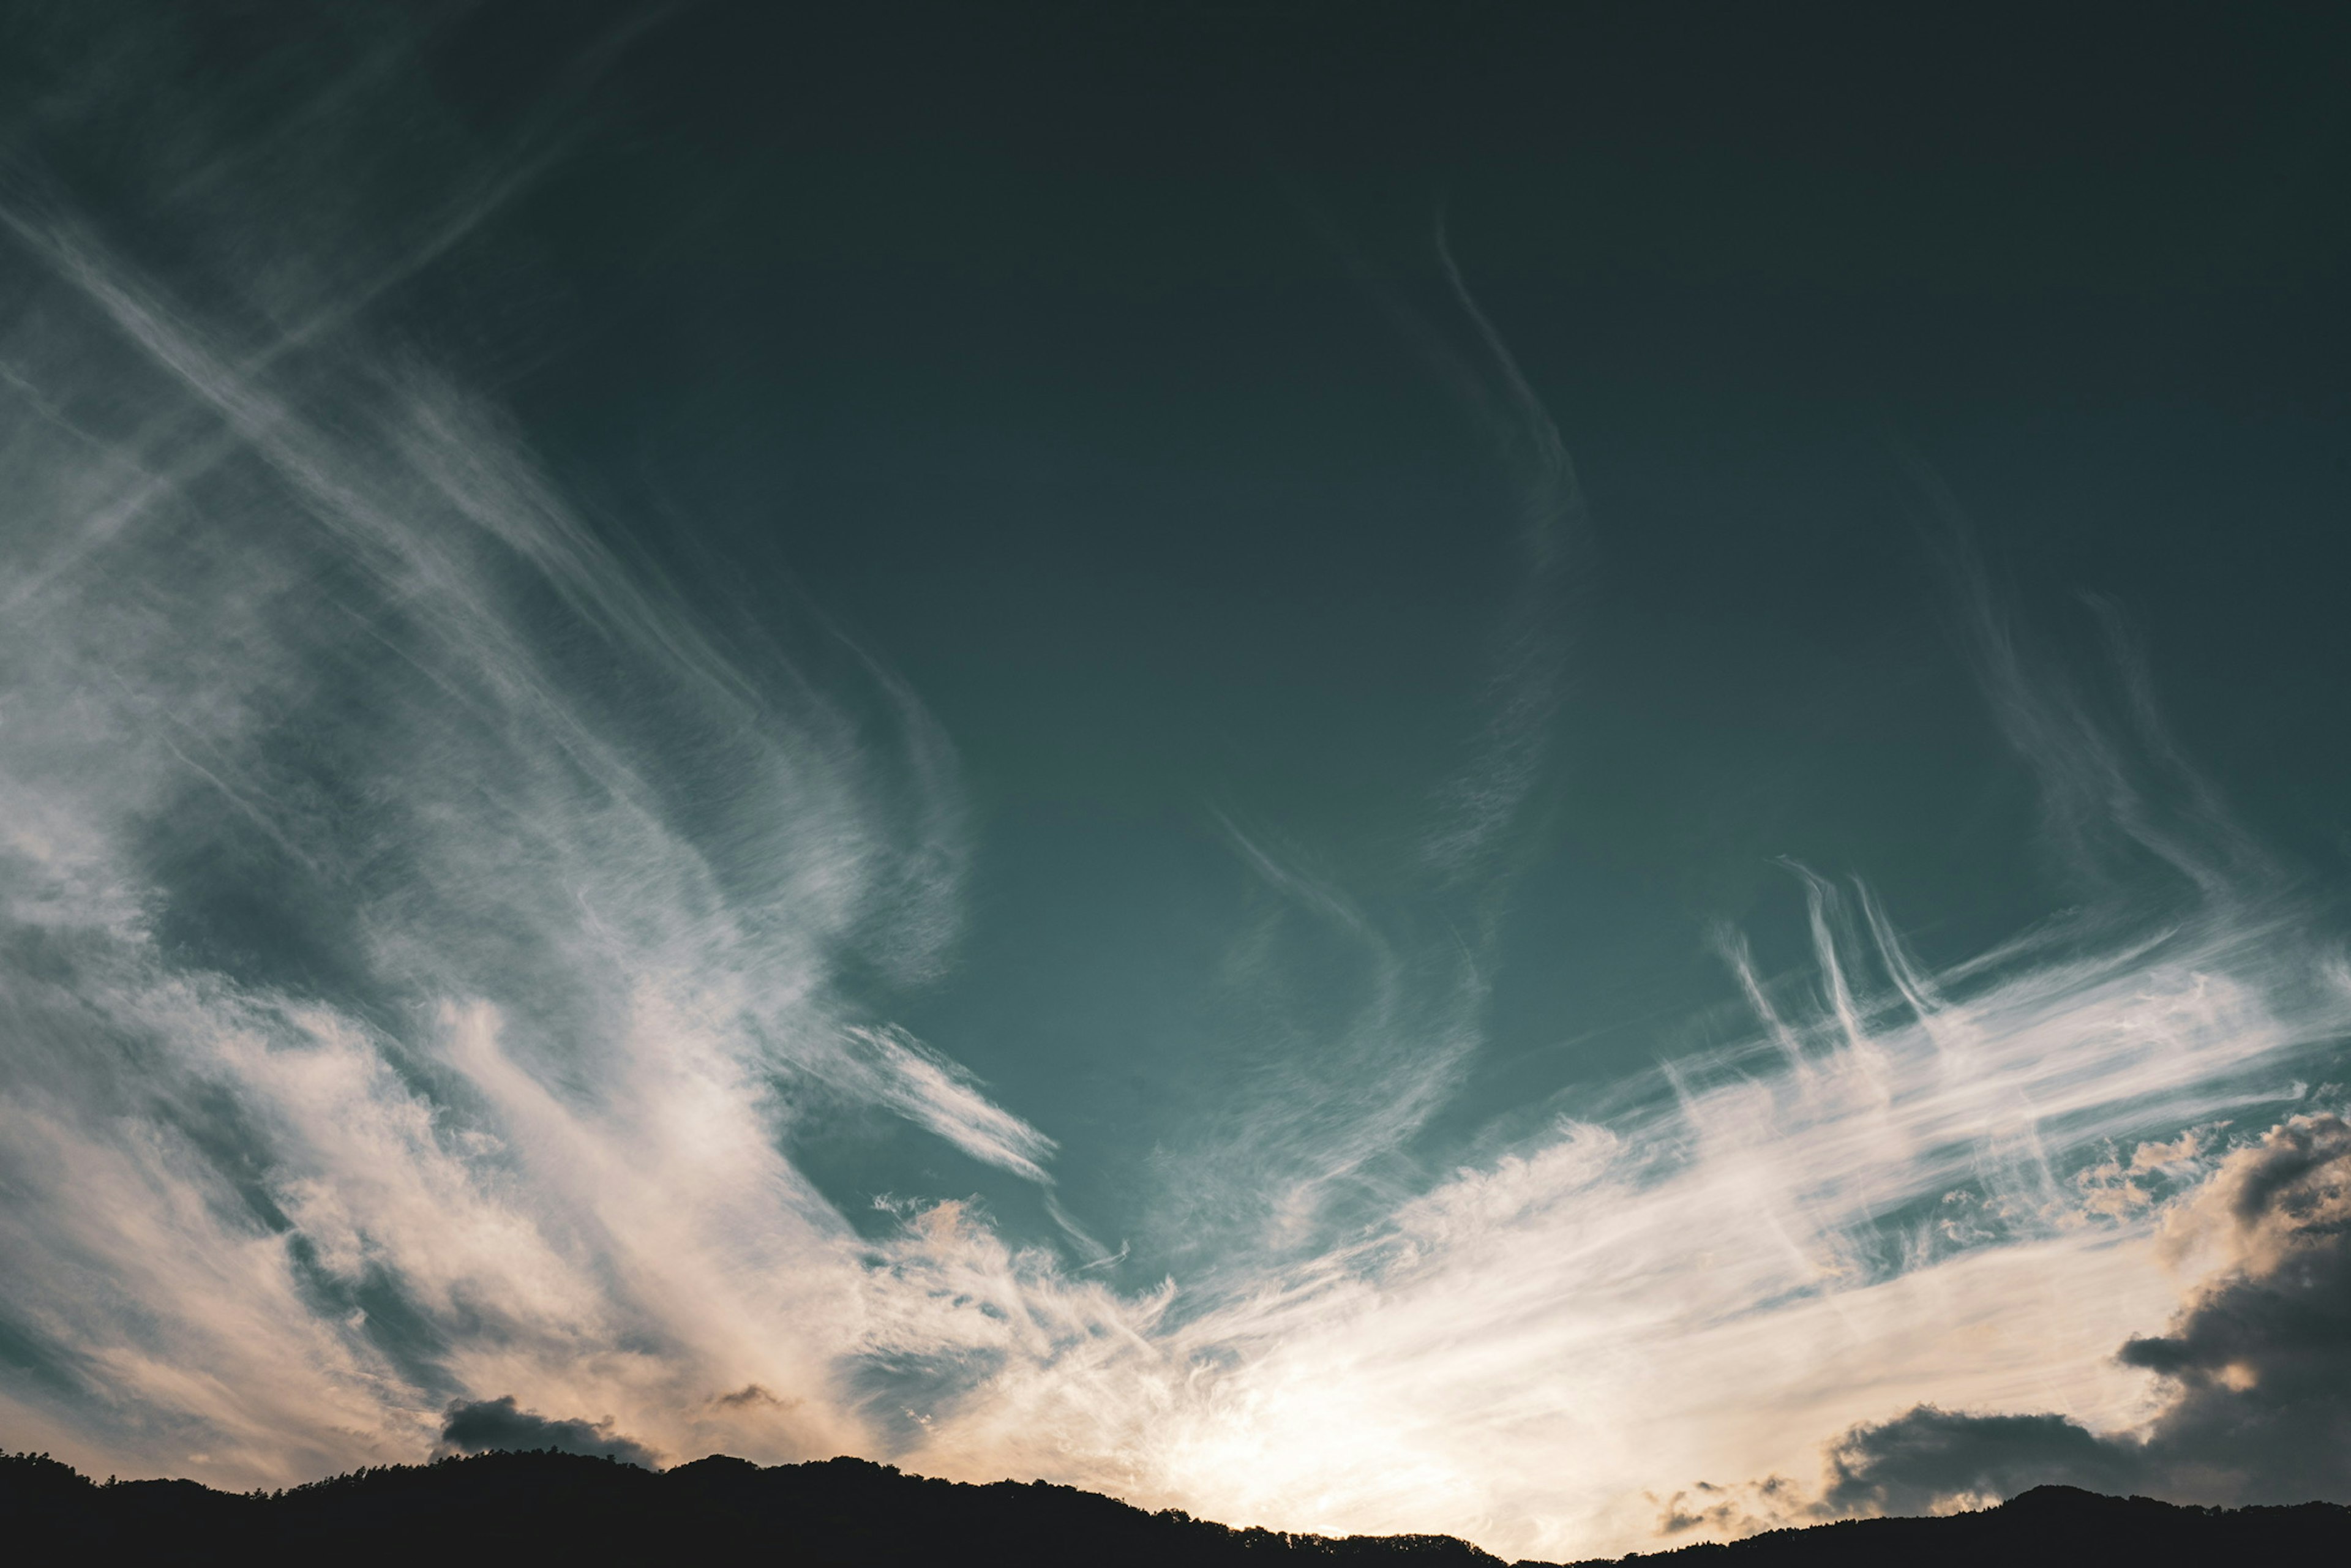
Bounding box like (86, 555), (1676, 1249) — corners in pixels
(1, 2), (2349, 1559)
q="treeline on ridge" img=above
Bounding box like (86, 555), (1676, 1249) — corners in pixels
(3, 1447), (2344, 1566)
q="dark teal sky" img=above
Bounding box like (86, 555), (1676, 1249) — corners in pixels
(411, 2), (2351, 1250)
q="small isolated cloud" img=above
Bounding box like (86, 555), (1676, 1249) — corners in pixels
(1653, 1476), (1799, 1538)
(710, 1384), (799, 1412)
(1771, 1113), (2351, 1523)
(436, 1396), (659, 1469)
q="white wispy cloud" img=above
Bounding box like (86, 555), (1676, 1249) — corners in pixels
(0, 6), (1042, 1493)
(888, 877), (2344, 1559)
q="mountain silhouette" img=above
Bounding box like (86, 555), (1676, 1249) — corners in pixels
(4, 1449), (2342, 1566)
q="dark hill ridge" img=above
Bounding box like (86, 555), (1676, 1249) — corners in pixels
(2, 1449), (2342, 1566)
(1592, 1485), (2348, 1564)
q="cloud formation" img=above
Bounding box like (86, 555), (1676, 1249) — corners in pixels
(1815, 1113), (2351, 1517)
(0, 1), (1046, 1491)
(437, 1397), (659, 1469)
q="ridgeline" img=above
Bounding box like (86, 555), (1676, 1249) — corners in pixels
(3, 1448), (2342, 1566)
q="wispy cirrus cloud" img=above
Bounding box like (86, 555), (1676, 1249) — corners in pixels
(874, 483), (2351, 1558)
(0, 2), (1045, 1491)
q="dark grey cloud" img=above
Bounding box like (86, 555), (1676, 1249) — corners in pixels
(2113, 1114), (2351, 1502)
(1815, 1114), (2351, 1517)
(1821, 1408), (2147, 1514)
(436, 1397), (659, 1469)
